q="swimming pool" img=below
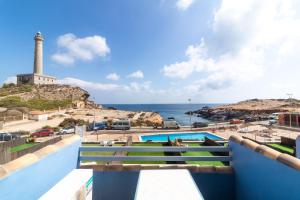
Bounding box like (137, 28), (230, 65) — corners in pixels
(140, 132), (223, 142)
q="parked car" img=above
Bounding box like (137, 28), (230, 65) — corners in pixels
(230, 119), (243, 124)
(31, 129), (54, 137)
(58, 127), (75, 135)
(269, 119), (277, 125)
(111, 120), (131, 130)
(87, 122), (108, 131)
(0, 133), (19, 141)
(163, 119), (180, 129)
(192, 122), (208, 128)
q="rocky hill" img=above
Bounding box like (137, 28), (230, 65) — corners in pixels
(193, 99), (299, 122)
(0, 84), (89, 102)
(0, 84), (164, 126)
(0, 84), (94, 110)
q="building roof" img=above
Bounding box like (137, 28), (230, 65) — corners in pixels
(29, 110), (46, 115)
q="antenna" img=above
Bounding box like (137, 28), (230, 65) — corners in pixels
(286, 93), (293, 99)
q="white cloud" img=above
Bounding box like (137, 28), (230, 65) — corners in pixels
(130, 81), (152, 92)
(127, 70), (144, 79)
(58, 77), (154, 94)
(58, 77), (124, 91)
(51, 33), (110, 65)
(176, 0), (195, 10)
(163, 0), (300, 94)
(3, 76), (17, 84)
(106, 73), (120, 81)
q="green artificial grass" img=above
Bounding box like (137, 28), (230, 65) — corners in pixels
(181, 143), (225, 166)
(80, 143), (226, 166)
(10, 143), (35, 153)
(124, 143), (166, 164)
(81, 143), (123, 164)
(268, 143), (294, 154)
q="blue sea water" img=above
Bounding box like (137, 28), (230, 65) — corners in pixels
(103, 104), (219, 125)
(140, 132), (223, 142)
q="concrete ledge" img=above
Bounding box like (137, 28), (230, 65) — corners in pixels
(277, 154), (300, 170)
(80, 164), (233, 173)
(0, 166), (8, 178)
(2, 154), (40, 173)
(34, 145), (59, 159)
(0, 135), (80, 179)
(230, 135), (300, 171)
(229, 135), (243, 144)
(254, 145), (281, 160)
(241, 139), (260, 151)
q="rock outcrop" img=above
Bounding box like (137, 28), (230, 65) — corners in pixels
(192, 99), (300, 122)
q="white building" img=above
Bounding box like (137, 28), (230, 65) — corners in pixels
(28, 110), (48, 121)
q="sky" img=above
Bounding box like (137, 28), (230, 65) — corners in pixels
(1, 0), (300, 104)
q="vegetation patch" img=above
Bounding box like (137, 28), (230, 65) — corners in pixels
(0, 84), (33, 97)
(10, 143), (35, 153)
(181, 143), (225, 166)
(0, 96), (72, 110)
(268, 143), (294, 155)
(81, 143), (123, 164)
(59, 118), (88, 128)
(124, 143), (166, 164)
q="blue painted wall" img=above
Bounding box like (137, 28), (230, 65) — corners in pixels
(93, 171), (139, 200)
(0, 139), (80, 200)
(230, 141), (300, 200)
(191, 173), (235, 200)
(92, 171), (235, 200)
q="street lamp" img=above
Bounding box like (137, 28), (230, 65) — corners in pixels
(93, 97), (96, 127)
(286, 93), (293, 127)
(188, 98), (192, 130)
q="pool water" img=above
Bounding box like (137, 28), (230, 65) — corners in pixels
(140, 132), (222, 142)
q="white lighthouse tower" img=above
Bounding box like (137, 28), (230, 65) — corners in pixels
(17, 32), (56, 85)
(33, 31), (43, 75)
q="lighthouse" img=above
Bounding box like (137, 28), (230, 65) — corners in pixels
(17, 32), (56, 85)
(33, 32), (43, 75)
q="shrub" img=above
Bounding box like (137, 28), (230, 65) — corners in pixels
(127, 113), (135, 118)
(59, 118), (88, 128)
(2, 83), (16, 88)
(0, 96), (26, 108)
(26, 137), (35, 143)
(18, 130), (30, 135)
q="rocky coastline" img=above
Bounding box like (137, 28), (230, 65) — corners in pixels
(187, 99), (300, 122)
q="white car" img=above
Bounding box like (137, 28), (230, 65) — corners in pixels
(111, 120), (131, 130)
(58, 127), (75, 135)
(163, 119), (180, 129)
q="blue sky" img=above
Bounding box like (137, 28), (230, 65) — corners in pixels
(1, 0), (300, 104)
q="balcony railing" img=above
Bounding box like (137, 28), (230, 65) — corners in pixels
(79, 146), (231, 162)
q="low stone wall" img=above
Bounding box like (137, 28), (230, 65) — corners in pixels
(0, 138), (27, 164)
(6, 138), (27, 148)
(10, 137), (62, 161)
(0, 115), (23, 123)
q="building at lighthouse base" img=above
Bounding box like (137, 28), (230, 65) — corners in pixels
(17, 73), (56, 85)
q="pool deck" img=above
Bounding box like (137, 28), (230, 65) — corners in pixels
(81, 123), (300, 143)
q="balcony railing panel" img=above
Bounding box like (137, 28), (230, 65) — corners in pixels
(79, 146), (231, 163)
(79, 146), (230, 152)
(80, 155), (231, 162)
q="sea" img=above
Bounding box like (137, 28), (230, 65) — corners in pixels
(103, 104), (219, 126)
